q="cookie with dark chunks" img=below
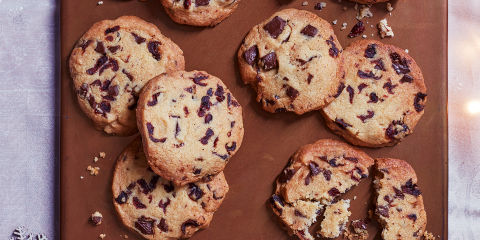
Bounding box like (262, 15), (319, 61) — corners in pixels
(374, 158), (427, 240)
(69, 16), (185, 135)
(112, 138), (229, 240)
(318, 199), (351, 238)
(270, 139), (374, 240)
(136, 70), (244, 185)
(238, 8), (344, 114)
(322, 40), (427, 147)
(160, 0), (240, 27)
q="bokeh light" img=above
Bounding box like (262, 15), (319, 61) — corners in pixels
(467, 100), (480, 114)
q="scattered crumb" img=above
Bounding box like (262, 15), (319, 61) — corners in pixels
(378, 18), (394, 38)
(123, 235), (129, 239)
(405, 49), (409, 53)
(357, 6), (373, 20)
(353, 195), (357, 200)
(423, 231), (436, 240)
(332, 20), (338, 25)
(99, 152), (106, 158)
(370, 24), (374, 28)
(386, 3), (394, 12)
(343, 6), (348, 11)
(87, 165), (100, 176)
(94, 156), (99, 163)
(302, 1), (309, 6)
(314, 2), (327, 10)
(90, 211), (103, 226)
(97, 1), (103, 5)
(80, 176), (84, 179)
(362, 34), (367, 39)
(99, 233), (106, 239)
(371, 33), (374, 37)
(341, 22), (347, 31)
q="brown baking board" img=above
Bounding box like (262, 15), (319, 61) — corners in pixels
(60, 0), (448, 239)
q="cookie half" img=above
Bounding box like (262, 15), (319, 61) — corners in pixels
(69, 16), (185, 135)
(137, 70), (244, 185)
(270, 139), (374, 240)
(238, 8), (344, 114)
(374, 158), (427, 240)
(112, 137), (229, 239)
(322, 40), (427, 147)
(160, 0), (240, 27)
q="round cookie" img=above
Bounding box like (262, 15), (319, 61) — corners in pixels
(270, 139), (374, 240)
(137, 70), (244, 185)
(238, 8), (344, 114)
(374, 158), (427, 240)
(112, 138), (229, 240)
(160, 0), (240, 27)
(322, 40), (427, 147)
(69, 16), (185, 135)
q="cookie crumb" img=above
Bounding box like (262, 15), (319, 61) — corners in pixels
(87, 165), (100, 176)
(405, 49), (409, 53)
(314, 2), (327, 10)
(97, 1), (103, 5)
(341, 22), (347, 31)
(357, 6), (373, 20)
(378, 18), (394, 38)
(93, 156), (99, 163)
(302, 1), (309, 6)
(123, 235), (129, 239)
(80, 176), (84, 179)
(332, 20), (338, 25)
(386, 3), (394, 12)
(99, 152), (106, 158)
(343, 6), (348, 11)
(99, 233), (106, 239)
(90, 211), (103, 226)
(362, 34), (367, 39)
(353, 195), (357, 200)
(423, 231), (436, 240)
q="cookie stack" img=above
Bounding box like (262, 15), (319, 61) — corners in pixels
(70, 16), (244, 239)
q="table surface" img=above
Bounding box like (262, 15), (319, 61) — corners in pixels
(0, 0), (478, 239)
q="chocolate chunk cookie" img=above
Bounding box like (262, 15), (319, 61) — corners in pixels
(69, 16), (185, 135)
(322, 40), (427, 147)
(112, 138), (229, 239)
(160, 0), (240, 27)
(136, 70), (244, 185)
(270, 139), (374, 240)
(374, 158), (427, 240)
(238, 8), (344, 114)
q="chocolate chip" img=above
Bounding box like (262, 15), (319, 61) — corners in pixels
(148, 41), (162, 61)
(414, 92), (427, 112)
(271, 194), (285, 210)
(200, 128), (214, 145)
(131, 32), (146, 44)
(309, 162), (320, 176)
(243, 45), (259, 66)
(204, 113), (213, 124)
(158, 198), (171, 213)
(192, 74), (209, 86)
(213, 152), (229, 160)
(98, 58), (119, 75)
(358, 83), (368, 93)
(188, 183), (204, 201)
(198, 96), (211, 117)
(105, 25), (120, 35)
(122, 69), (134, 81)
(147, 93), (161, 107)
(301, 25), (318, 37)
(214, 85), (225, 102)
(335, 118), (352, 129)
(328, 188), (340, 197)
(294, 210), (307, 218)
(164, 181), (174, 193)
(261, 52), (278, 71)
(383, 81), (398, 94)
(346, 85), (354, 104)
(372, 59), (386, 71)
(99, 101), (111, 114)
(225, 142), (236, 152)
(135, 216), (155, 235)
(227, 93), (239, 108)
(348, 21), (365, 38)
(385, 120), (409, 140)
(286, 86), (299, 100)
(108, 45), (120, 54)
(181, 220), (200, 234)
(146, 122), (167, 143)
(400, 74), (414, 83)
(376, 206), (390, 218)
(401, 179), (421, 196)
(79, 39), (92, 52)
(115, 191), (128, 204)
(175, 121), (181, 137)
(358, 70), (381, 80)
(195, 0), (209, 6)
(86, 55), (108, 75)
(326, 36), (340, 58)
(344, 156), (358, 163)
(278, 168), (296, 183)
(307, 74), (313, 84)
(133, 197), (147, 209)
(184, 0), (191, 9)
(407, 214), (417, 222)
(193, 168), (202, 175)
(333, 83), (345, 98)
(95, 41), (106, 55)
(352, 220), (368, 230)
(158, 218), (169, 232)
(368, 92), (379, 103)
(394, 187), (405, 199)
(390, 52), (410, 74)
(263, 16), (286, 39)
(137, 178), (151, 194)
(357, 110), (374, 123)
(365, 44), (377, 58)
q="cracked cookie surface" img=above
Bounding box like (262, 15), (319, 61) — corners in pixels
(137, 70), (244, 185)
(69, 16), (185, 135)
(160, 0), (240, 27)
(238, 8), (343, 114)
(270, 139), (374, 240)
(112, 137), (229, 240)
(374, 158), (427, 240)
(322, 40), (427, 147)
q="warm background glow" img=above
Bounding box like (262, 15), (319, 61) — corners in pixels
(467, 100), (480, 114)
